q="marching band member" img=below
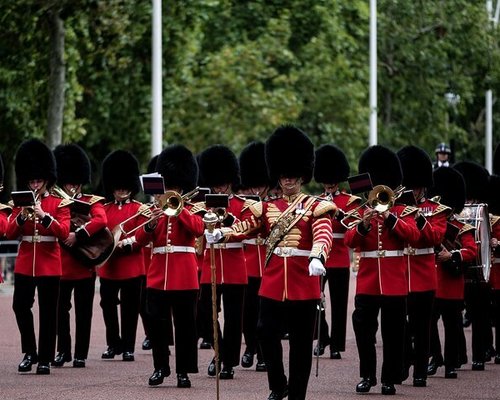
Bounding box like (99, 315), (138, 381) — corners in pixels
(427, 166), (477, 379)
(205, 126), (335, 400)
(98, 150), (147, 362)
(135, 144), (203, 388)
(313, 144), (361, 360)
(397, 145), (449, 387)
(197, 144), (248, 379)
(344, 145), (420, 395)
(239, 141), (269, 372)
(7, 139), (71, 374)
(453, 161), (491, 371)
(0, 153), (11, 271)
(488, 174), (500, 364)
(52, 144), (108, 368)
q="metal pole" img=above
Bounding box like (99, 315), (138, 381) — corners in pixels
(151, 0), (163, 157)
(486, 90), (493, 173)
(369, 0), (377, 146)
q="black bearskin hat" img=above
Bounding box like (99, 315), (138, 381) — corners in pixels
(494, 143), (500, 175)
(266, 125), (314, 184)
(53, 144), (91, 186)
(358, 145), (402, 189)
(428, 167), (466, 214)
(314, 144), (350, 184)
(147, 154), (159, 174)
(156, 144), (198, 193)
(0, 152), (3, 185)
(239, 141), (270, 188)
(101, 150), (141, 197)
(487, 175), (500, 216)
(397, 145), (433, 189)
(453, 161), (489, 202)
(15, 138), (57, 189)
(198, 145), (240, 188)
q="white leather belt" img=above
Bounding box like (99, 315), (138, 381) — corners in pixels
(242, 238), (265, 246)
(332, 233), (345, 239)
(273, 247), (310, 257)
(22, 235), (57, 243)
(360, 250), (404, 258)
(207, 243), (244, 250)
(152, 245), (195, 254)
(403, 247), (434, 256)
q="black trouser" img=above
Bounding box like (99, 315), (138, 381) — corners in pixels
(139, 275), (152, 340)
(493, 290), (500, 353)
(200, 283), (245, 367)
(99, 276), (142, 353)
(243, 277), (264, 360)
(57, 276), (96, 359)
(465, 281), (491, 362)
(430, 298), (462, 369)
(352, 294), (406, 384)
(147, 288), (198, 374)
(258, 297), (317, 400)
(12, 274), (60, 364)
(316, 268), (350, 352)
(404, 290), (434, 379)
(196, 273), (213, 344)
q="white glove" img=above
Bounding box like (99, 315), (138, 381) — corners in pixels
(204, 228), (223, 244)
(308, 258), (326, 276)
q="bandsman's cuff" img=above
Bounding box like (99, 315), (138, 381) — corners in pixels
(310, 243), (327, 264)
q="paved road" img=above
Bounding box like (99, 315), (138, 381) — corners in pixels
(0, 275), (498, 400)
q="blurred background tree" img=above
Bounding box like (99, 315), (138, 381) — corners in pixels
(0, 0), (499, 197)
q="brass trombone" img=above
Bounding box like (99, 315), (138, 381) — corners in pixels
(340, 185), (405, 229)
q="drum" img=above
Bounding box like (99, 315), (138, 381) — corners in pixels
(457, 203), (491, 282)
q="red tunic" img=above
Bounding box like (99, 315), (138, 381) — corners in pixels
(435, 219), (476, 299)
(135, 207), (204, 291)
(200, 196), (248, 285)
(404, 199), (449, 292)
(326, 192), (361, 268)
(6, 192), (71, 277)
(488, 216), (500, 290)
(98, 199), (146, 280)
(60, 194), (108, 280)
(0, 204), (9, 234)
(344, 205), (420, 296)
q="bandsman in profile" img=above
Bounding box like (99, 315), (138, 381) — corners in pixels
(52, 144), (109, 368)
(7, 139), (71, 374)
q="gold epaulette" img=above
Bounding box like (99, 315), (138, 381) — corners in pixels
(313, 200), (337, 217)
(242, 198), (258, 212)
(459, 223), (475, 236)
(400, 206), (418, 217)
(490, 215), (500, 226)
(346, 194), (363, 206)
(432, 204), (452, 217)
(58, 198), (73, 208)
(190, 201), (207, 215)
(86, 195), (105, 205)
(7, 200), (14, 207)
(233, 194), (246, 202)
(248, 201), (263, 218)
(0, 203), (12, 214)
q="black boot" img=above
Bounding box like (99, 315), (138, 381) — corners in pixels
(148, 367), (170, 386)
(381, 383), (396, 395)
(52, 352), (72, 367)
(18, 354), (38, 372)
(356, 377), (377, 393)
(427, 356), (443, 376)
(177, 373), (191, 388)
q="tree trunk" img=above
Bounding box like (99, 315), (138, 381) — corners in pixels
(46, 9), (65, 149)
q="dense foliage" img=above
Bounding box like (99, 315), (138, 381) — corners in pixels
(1, 0), (499, 195)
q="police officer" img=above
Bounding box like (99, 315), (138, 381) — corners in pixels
(7, 139), (71, 374)
(313, 144), (361, 360)
(433, 143), (452, 169)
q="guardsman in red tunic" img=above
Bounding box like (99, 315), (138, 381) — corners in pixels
(344, 145), (420, 396)
(206, 126), (335, 400)
(313, 144), (362, 360)
(238, 141), (270, 372)
(488, 174), (500, 364)
(7, 139), (71, 375)
(135, 144), (204, 389)
(98, 150), (147, 362)
(453, 161), (491, 371)
(397, 145), (449, 387)
(196, 144), (248, 379)
(51, 144), (108, 368)
(427, 166), (477, 379)
(0, 153), (12, 284)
